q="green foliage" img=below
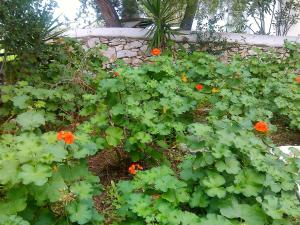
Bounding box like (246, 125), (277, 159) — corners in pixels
(140, 0), (182, 48)
(79, 56), (203, 161)
(0, 215), (30, 225)
(0, 0), (63, 59)
(0, 40), (106, 224)
(1, 13), (300, 224)
(100, 43), (299, 224)
(0, 132), (103, 224)
(0, 39), (107, 132)
(116, 120), (300, 224)
(179, 42), (300, 129)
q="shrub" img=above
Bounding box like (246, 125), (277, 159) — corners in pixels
(0, 132), (103, 224)
(0, 0), (62, 60)
(78, 43), (300, 163)
(0, 40), (106, 224)
(116, 120), (300, 224)
(178, 42), (300, 129)
(79, 55), (204, 161)
(0, 39), (106, 132)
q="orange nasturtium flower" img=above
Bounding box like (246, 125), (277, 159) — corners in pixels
(57, 131), (65, 141)
(295, 76), (300, 83)
(113, 71), (119, 77)
(128, 163), (143, 175)
(195, 84), (204, 91)
(151, 48), (161, 56)
(57, 131), (75, 144)
(254, 121), (269, 133)
(181, 74), (188, 83)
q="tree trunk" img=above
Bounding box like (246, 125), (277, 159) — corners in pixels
(180, 0), (199, 30)
(95, 0), (121, 27)
(121, 0), (139, 20)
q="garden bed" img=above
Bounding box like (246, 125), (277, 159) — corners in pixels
(1, 39), (300, 225)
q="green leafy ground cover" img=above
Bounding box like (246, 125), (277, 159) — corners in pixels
(0, 39), (300, 224)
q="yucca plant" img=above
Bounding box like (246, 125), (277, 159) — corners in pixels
(140, 0), (184, 49)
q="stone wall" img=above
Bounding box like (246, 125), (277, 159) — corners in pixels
(65, 28), (300, 66)
(83, 37), (149, 66)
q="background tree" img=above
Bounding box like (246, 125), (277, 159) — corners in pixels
(94, 0), (121, 26)
(80, 0), (300, 35)
(275, 0), (300, 35)
(82, 0), (195, 30)
(180, 0), (200, 30)
(121, 0), (139, 20)
(226, 0), (300, 35)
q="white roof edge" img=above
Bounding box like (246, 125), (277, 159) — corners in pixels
(63, 28), (300, 48)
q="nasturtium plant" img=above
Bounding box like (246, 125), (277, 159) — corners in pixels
(1, 23), (300, 225)
(0, 39), (109, 225)
(0, 132), (103, 224)
(178, 43), (300, 129)
(116, 120), (300, 225)
(79, 56), (205, 160)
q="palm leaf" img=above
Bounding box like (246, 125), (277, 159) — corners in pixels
(140, 0), (182, 48)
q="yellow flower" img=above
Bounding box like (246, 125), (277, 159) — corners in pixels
(212, 87), (220, 93)
(52, 165), (58, 173)
(181, 74), (188, 83)
(163, 106), (168, 113)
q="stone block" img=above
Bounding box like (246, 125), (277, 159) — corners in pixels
(115, 45), (124, 51)
(117, 50), (137, 58)
(87, 38), (100, 48)
(110, 38), (122, 46)
(123, 58), (133, 64)
(140, 45), (148, 51)
(124, 40), (143, 50)
(132, 58), (143, 65)
(100, 37), (108, 43)
(101, 47), (117, 62)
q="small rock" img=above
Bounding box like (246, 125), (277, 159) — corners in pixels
(110, 38), (122, 46)
(124, 41), (143, 50)
(101, 47), (117, 62)
(87, 38), (100, 48)
(140, 45), (148, 52)
(117, 50), (137, 58)
(100, 37), (109, 44)
(132, 58), (143, 65)
(183, 43), (190, 49)
(137, 51), (145, 56)
(123, 58), (133, 64)
(115, 45), (124, 51)
(248, 49), (257, 55)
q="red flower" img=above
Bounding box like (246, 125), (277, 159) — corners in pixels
(151, 48), (161, 56)
(128, 163), (143, 175)
(295, 76), (300, 83)
(64, 132), (75, 144)
(128, 165), (136, 175)
(57, 131), (75, 144)
(113, 72), (119, 77)
(195, 84), (203, 91)
(254, 121), (269, 133)
(57, 131), (65, 141)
